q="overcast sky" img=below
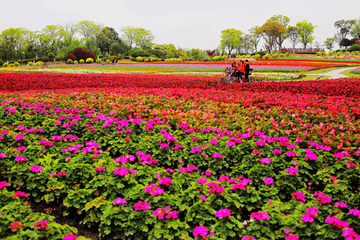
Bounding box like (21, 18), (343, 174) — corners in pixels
(1, 0), (359, 50)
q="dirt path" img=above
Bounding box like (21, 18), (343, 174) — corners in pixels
(307, 67), (358, 79)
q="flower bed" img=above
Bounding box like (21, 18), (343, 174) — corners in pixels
(351, 68), (360, 74)
(0, 78), (360, 239)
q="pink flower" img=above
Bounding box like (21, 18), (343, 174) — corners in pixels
(314, 192), (332, 204)
(286, 167), (299, 176)
(305, 154), (318, 161)
(160, 143), (169, 149)
(193, 226), (208, 237)
(201, 171), (212, 177)
(252, 150), (262, 155)
(215, 208), (231, 218)
(212, 153), (223, 158)
(50, 172), (56, 177)
(114, 167), (129, 176)
(153, 207), (169, 219)
(284, 228), (290, 234)
(255, 141), (266, 146)
(218, 175), (229, 182)
(16, 146), (26, 151)
(272, 149), (282, 155)
(226, 141), (235, 147)
(30, 165), (44, 173)
(292, 192), (306, 203)
(263, 177), (274, 185)
(63, 234), (77, 240)
(302, 213), (314, 222)
(0, 181), (9, 189)
(250, 211), (269, 221)
(209, 138), (218, 145)
(155, 173), (161, 179)
(10, 221), (22, 230)
(197, 178), (208, 185)
(113, 198), (127, 205)
(349, 208), (360, 217)
(14, 134), (24, 141)
(134, 201), (150, 211)
(130, 169), (137, 174)
(15, 155), (27, 163)
(267, 199), (273, 204)
(191, 137), (198, 141)
(14, 191), (28, 198)
(200, 195), (207, 201)
(191, 147), (202, 153)
(34, 220), (48, 230)
(330, 176), (337, 181)
(242, 236), (256, 240)
(0, 153), (6, 158)
(166, 210), (179, 219)
(260, 158), (271, 164)
(159, 177), (172, 186)
(334, 202), (348, 208)
(94, 167), (106, 172)
(285, 234), (299, 240)
(286, 151), (299, 157)
(209, 185), (225, 194)
(57, 171), (66, 176)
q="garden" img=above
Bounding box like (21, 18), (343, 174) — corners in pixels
(0, 55), (360, 240)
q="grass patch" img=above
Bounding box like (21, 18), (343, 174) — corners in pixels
(339, 69), (360, 78)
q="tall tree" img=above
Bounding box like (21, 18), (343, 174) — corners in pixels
(120, 26), (138, 57)
(350, 18), (360, 39)
(62, 22), (78, 46)
(249, 26), (261, 52)
(287, 26), (300, 53)
(323, 38), (335, 51)
(0, 28), (26, 61)
(334, 19), (356, 40)
(220, 28), (242, 55)
(296, 20), (317, 49)
(256, 21), (286, 52)
(134, 28), (154, 50)
(97, 27), (121, 56)
(76, 20), (103, 46)
(40, 25), (67, 54)
(240, 34), (252, 53)
(268, 15), (290, 50)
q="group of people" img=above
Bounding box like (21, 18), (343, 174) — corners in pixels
(226, 60), (252, 83)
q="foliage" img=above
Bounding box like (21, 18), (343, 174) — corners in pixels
(130, 49), (150, 58)
(79, 59), (85, 64)
(220, 28), (243, 55)
(324, 38), (335, 51)
(66, 59), (73, 64)
(86, 58), (94, 64)
(256, 21), (286, 52)
(296, 20), (317, 49)
(348, 44), (360, 52)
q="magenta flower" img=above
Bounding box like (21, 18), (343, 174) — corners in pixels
(0, 181), (9, 189)
(14, 191), (28, 198)
(286, 167), (299, 176)
(231, 178), (252, 190)
(34, 220), (49, 230)
(285, 234), (299, 240)
(155, 173), (161, 179)
(191, 137), (198, 141)
(209, 138), (218, 145)
(166, 168), (174, 173)
(200, 195), (207, 201)
(255, 141), (266, 146)
(159, 177), (172, 186)
(197, 178), (208, 185)
(305, 154), (317, 161)
(263, 177), (274, 185)
(292, 192), (306, 203)
(166, 210), (179, 219)
(287, 144), (297, 149)
(130, 169), (137, 174)
(334, 202), (348, 208)
(94, 167), (106, 172)
(134, 201), (150, 211)
(272, 149), (282, 155)
(349, 208), (360, 217)
(16, 146), (26, 151)
(193, 225), (208, 237)
(113, 198), (127, 205)
(63, 234), (77, 240)
(57, 171), (66, 176)
(212, 153), (223, 158)
(226, 141), (235, 147)
(0, 153), (6, 158)
(286, 151), (299, 157)
(242, 236), (256, 240)
(50, 172), (56, 177)
(302, 213), (314, 222)
(15, 155), (27, 163)
(30, 165), (44, 173)
(160, 143), (169, 149)
(201, 171), (212, 176)
(330, 176), (337, 181)
(250, 211), (269, 221)
(209, 185), (225, 194)
(252, 150), (262, 155)
(153, 207), (169, 219)
(114, 167), (129, 176)
(314, 192), (332, 204)
(191, 147), (202, 153)
(215, 208), (231, 218)
(325, 215), (349, 229)
(284, 228), (290, 234)
(260, 158), (271, 164)
(218, 175), (229, 182)
(304, 149), (313, 154)
(14, 134), (24, 141)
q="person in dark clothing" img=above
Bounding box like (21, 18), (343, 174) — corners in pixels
(244, 60), (250, 83)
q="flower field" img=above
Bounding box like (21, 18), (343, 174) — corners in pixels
(1, 69), (360, 240)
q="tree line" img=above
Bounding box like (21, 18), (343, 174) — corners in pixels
(0, 16), (359, 62)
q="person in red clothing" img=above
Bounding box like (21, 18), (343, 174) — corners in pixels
(236, 60), (245, 83)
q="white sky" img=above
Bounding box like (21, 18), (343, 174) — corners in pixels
(1, 0), (359, 50)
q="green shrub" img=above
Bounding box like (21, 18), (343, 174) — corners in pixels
(316, 51), (322, 56)
(279, 53), (285, 58)
(285, 52), (290, 57)
(348, 44), (360, 52)
(345, 51), (350, 56)
(130, 49), (150, 58)
(328, 51), (334, 56)
(213, 56), (221, 61)
(221, 55), (227, 60)
(254, 54), (261, 59)
(35, 61), (43, 66)
(336, 52), (341, 56)
(144, 57), (150, 62)
(96, 59), (102, 63)
(245, 54), (252, 58)
(136, 57), (143, 62)
(86, 58), (94, 64)
(9, 63), (15, 67)
(14, 62), (20, 67)
(28, 62), (33, 66)
(79, 59), (85, 64)
(272, 53), (279, 58)
(66, 59), (73, 64)
(106, 59), (111, 63)
(263, 54), (271, 59)
(74, 60), (78, 64)
(355, 51), (360, 56)
(3, 62), (9, 67)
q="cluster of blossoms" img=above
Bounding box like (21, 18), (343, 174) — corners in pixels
(14, 191), (28, 198)
(286, 167), (299, 175)
(34, 220), (48, 230)
(63, 234), (77, 240)
(263, 177), (274, 185)
(30, 165), (44, 173)
(0, 181), (9, 189)
(260, 158), (271, 164)
(302, 206), (319, 223)
(178, 165), (198, 173)
(314, 192), (332, 204)
(0, 152), (6, 158)
(133, 201), (150, 211)
(113, 198), (127, 205)
(136, 152), (158, 165)
(94, 167), (106, 172)
(153, 206), (179, 219)
(193, 226), (214, 238)
(40, 139), (54, 147)
(241, 236), (256, 240)
(284, 229), (299, 240)
(335, 202), (348, 208)
(51, 135), (78, 142)
(305, 154), (318, 161)
(292, 192), (306, 203)
(50, 171), (66, 177)
(159, 177), (172, 186)
(15, 155), (27, 163)
(250, 211), (269, 221)
(342, 228), (360, 240)
(143, 183), (164, 196)
(349, 208), (360, 217)
(207, 182), (225, 194)
(215, 208), (231, 218)
(114, 167), (129, 176)
(325, 215), (349, 229)
(61, 144), (81, 153)
(115, 154), (135, 165)
(10, 221), (23, 230)
(345, 160), (357, 169)
(231, 178), (252, 190)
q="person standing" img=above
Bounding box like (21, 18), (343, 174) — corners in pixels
(237, 60), (245, 83)
(245, 60), (250, 83)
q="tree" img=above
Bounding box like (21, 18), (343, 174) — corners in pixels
(62, 22), (78, 46)
(134, 28), (154, 50)
(256, 21), (286, 52)
(249, 26), (261, 52)
(220, 29), (242, 55)
(268, 15), (290, 50)
(97, 27), (121, 56)
(334, 19), (356, 41)
(76, 20), (103, 46)
(187, 48), (205, 61)
(240, 34), (252, 53)
(40, 25), (67, 54)
(350, 18), (360, 39)
(323, 38), (335, 51)
(0, 28), (26, 61)
(205, 50), (216, 58)
(339, 38), (352, 49)
(287, 26), (300, 52)
(296, 20), (317, 49)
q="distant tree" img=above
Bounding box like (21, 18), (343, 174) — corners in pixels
(0, 28), (26, 61)
(267, 15), (290, 50)
(40, 24), (67, 54)
(287, 26), (300, 52)
(334, 19), (356, 41)
(249, 26), (261, 52)
(350, 18), (360, 39)
(134, 28), (154, 50)
(97, 27), (121, 56)
(339, 38), (352, 49)
(76, 20), (103, 46)
(220, 28), (242, 55)
(62, 22), (78, 47)
(206, 50), (216, 57)
(256, 21), (286, 52)
(240, 34), (252, 53)
(296, 20), (317, 49)
(188, 48), (205, 61)
(323, 37), (335, 51)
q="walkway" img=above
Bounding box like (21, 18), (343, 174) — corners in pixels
(307, 67), (357, 79)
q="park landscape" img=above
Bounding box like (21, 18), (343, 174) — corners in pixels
(1, 12), (360, 240)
